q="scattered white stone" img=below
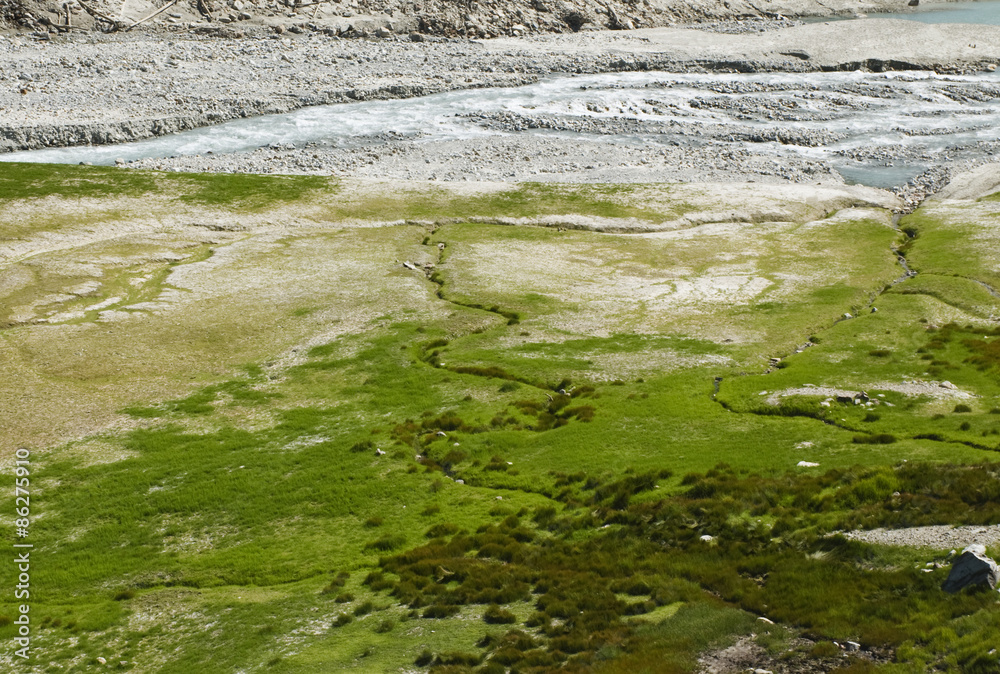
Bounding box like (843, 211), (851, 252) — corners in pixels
(940, 381), (957, 390)
(757, 616), (774, 624)
(845, 641), (861, 652)
(758, 390), (768, 396)
(455, 479), (464, 484)
(700, 534), (713, 542)
(843, 313), (853, 319)
(97, 658), (107, 665)
(797, 461), (820, 467)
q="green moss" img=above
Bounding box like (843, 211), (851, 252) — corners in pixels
(168, 172), (332, 210)
(0, 162), (158, 201)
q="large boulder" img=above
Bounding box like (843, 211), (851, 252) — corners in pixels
(941, 544), (1000, 593)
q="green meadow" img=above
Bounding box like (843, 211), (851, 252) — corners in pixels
(1, 162), (999, 672)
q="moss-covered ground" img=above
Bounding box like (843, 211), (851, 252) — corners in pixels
(1, 163), (999, 673)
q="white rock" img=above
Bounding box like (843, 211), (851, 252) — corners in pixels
(797, 461), (820, 467)
(700, 534), (713, 542)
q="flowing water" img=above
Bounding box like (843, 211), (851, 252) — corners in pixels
(867, 0), (1000, 24)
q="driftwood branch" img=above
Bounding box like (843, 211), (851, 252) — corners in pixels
(76, 0), (124, 29)
(196, 0), (213, 20)
(126, 0), (177, 30)
(293, 0), (338, 10)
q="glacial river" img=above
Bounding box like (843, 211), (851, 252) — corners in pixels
(4, 1), (1000, 189)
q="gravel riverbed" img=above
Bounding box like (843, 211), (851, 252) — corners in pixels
(4, 18), (1000, 199)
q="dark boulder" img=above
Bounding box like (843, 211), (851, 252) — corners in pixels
(941, 544), (1000, 593)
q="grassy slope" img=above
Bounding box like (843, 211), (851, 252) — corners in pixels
(1, 163), (999, 673)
